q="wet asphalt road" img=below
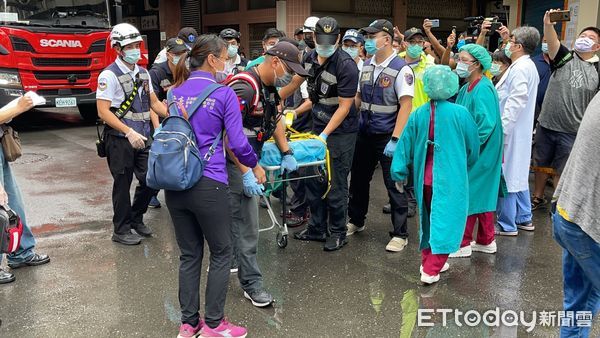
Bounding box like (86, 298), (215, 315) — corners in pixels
(0, 108), (597, 337)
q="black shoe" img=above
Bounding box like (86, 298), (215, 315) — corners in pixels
(382, 203), (391, 214)
(243, 289), (274, 307)
(0, 269), (15, 284)
(408, 205), (417, 218)
(259, 196), (270, 209)
(112, 232), (142, 245)
(293, 228), (326, 242)
(324, 235), (348, 251)
(7, 253), (51, 269)
(531, 196), (547, 211)
(131, 223), (153, 237)
(283, 211), (307, 228)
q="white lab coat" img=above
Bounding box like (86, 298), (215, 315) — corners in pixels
(495, 55), (539, 193)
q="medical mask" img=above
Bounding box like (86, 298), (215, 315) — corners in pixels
(364, 37), (381, 55)
(171, 55), (181, 66)
(274, 64), (293, 87)
(298, 40), (307, 50)
(227, 44), (239, 58)
(315, 44), (336, 58)
(541, 43), (549, 54)
(504, 42), (513, 58)
(574, 37), (596, 53)
(343, 46), (359, 59)
(455, 62), (472, 78)
(457, 40), (466, 49)
(304, 36), (315, 49)
(490, 63), (502, 76)
(122, 48), (141, 64)
(407, 44), (423, 59)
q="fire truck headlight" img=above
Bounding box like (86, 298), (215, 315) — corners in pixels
(0, 71), (22, 88)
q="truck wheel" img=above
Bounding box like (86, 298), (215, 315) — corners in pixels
(78, 104), (98, 122)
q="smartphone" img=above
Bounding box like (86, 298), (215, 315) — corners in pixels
(430, 19), (440, 28)
(452, 25), (457, 34)
(549, 10), (571, 22)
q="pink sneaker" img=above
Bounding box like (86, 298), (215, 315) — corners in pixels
(177, 321), (202, 338)
(199, 319), (247, 338)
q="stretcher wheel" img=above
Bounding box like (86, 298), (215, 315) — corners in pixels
(276, 233), (288, 248)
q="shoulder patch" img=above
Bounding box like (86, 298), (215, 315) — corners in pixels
(98, 78), (108, 91)
(404, 72), (414, 86)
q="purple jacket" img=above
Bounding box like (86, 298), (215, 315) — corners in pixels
(171, 70), (257, 184)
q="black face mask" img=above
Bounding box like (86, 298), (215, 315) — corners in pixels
(304, 36), (315, 49)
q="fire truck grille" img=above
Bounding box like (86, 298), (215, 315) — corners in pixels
(34, 71), (91, 81)
(32, 58), (91, 67)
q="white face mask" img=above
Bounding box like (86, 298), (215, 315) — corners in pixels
(574, 37), (597, 53)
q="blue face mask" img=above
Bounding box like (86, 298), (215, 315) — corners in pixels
(342, 46), (359, 59)
(541, 43), (549, 54)
(407, 44), (423, 59)
(455, 62), (471, 78)
(504, 42), (513, 58)
(364, 38), (380, 55)
(227, 44), (239, 58)
(457, 40), (466, 49)
(122, 48), (141, 65)
(171, 55), (181, 66)
(490, 63), (502, 76)
(315, 44), (336, 58)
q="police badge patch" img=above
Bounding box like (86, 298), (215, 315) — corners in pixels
(380, 76), (391, 88)
(320, 82), (329, 94)
(98, 78), (107, 91)
(404, 72), (414, 86)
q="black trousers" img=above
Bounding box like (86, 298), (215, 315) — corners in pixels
(165, 177), (232, 328)
(289, 168), (309, 216)
(348, 133), (409, 238)
(105, 134), (156, 235)
(306, 132), (357, 237)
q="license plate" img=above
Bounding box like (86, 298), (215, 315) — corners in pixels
(55, 97), (77, 107)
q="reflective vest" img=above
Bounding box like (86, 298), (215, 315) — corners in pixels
(359, 56), (408, 134)
(106, 62), (152, 137)
(305, 49), (358, 134)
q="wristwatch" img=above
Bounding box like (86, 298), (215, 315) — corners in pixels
(282, 149), (294, 156)
(391, 136), (399, 142)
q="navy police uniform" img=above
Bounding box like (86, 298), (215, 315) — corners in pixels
(96, 57), (156, 236)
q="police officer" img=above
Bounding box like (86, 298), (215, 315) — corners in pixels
(154, 27), (198, 64)
(226, 41), (308, 306)
(146, 37), (187, 209)
(97, 23), (168, 245)
(219, 28), (248, 76)
(347, 19), (415, 252)
(291, 17), (360, 251)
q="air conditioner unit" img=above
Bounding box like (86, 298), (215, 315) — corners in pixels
(144, 0), (159, 11)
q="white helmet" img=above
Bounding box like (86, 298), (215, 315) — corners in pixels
(110, 23), (143, 48)
(303, 16), (319, 33)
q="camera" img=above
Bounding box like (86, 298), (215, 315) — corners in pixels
(464, 16), (500, 36)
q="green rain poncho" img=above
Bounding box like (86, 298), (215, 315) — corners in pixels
(456, 76), (504, 214)
(391, 66), (480, 254)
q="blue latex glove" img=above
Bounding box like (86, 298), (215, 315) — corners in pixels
(318, 132), (328, 143)
(242, 170), (264, 196)
(280, 154), (298, 173)
(383, 139), (397, 158)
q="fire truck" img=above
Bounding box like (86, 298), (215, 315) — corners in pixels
(0, 0), (147, 121)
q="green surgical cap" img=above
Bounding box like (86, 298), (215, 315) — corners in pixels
(423, 65), (459, 101)
(459, 43), (492, 71)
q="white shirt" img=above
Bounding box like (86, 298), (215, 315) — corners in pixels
(154, 48), (167, 64)
(495, 55), (539, 192)
(356, 58), (364, 73)
(96, 57), (154, 108)
(358, 51), (415, 99)
(225, 54), (242, 75)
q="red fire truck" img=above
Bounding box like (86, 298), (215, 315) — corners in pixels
(0, 0), (147, 121)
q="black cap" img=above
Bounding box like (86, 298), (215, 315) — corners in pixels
(294, 27), (304, 36)
(263, 27), (285, 41)
(219, 28), (241, 41)
(178, 27), (198, 45)
(165, 38), (188, 53)
(314, 17), (340, 45)
(360, 19), (394, 38)
(404, 27), (425, 41)
(266, 41), (309, 76)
